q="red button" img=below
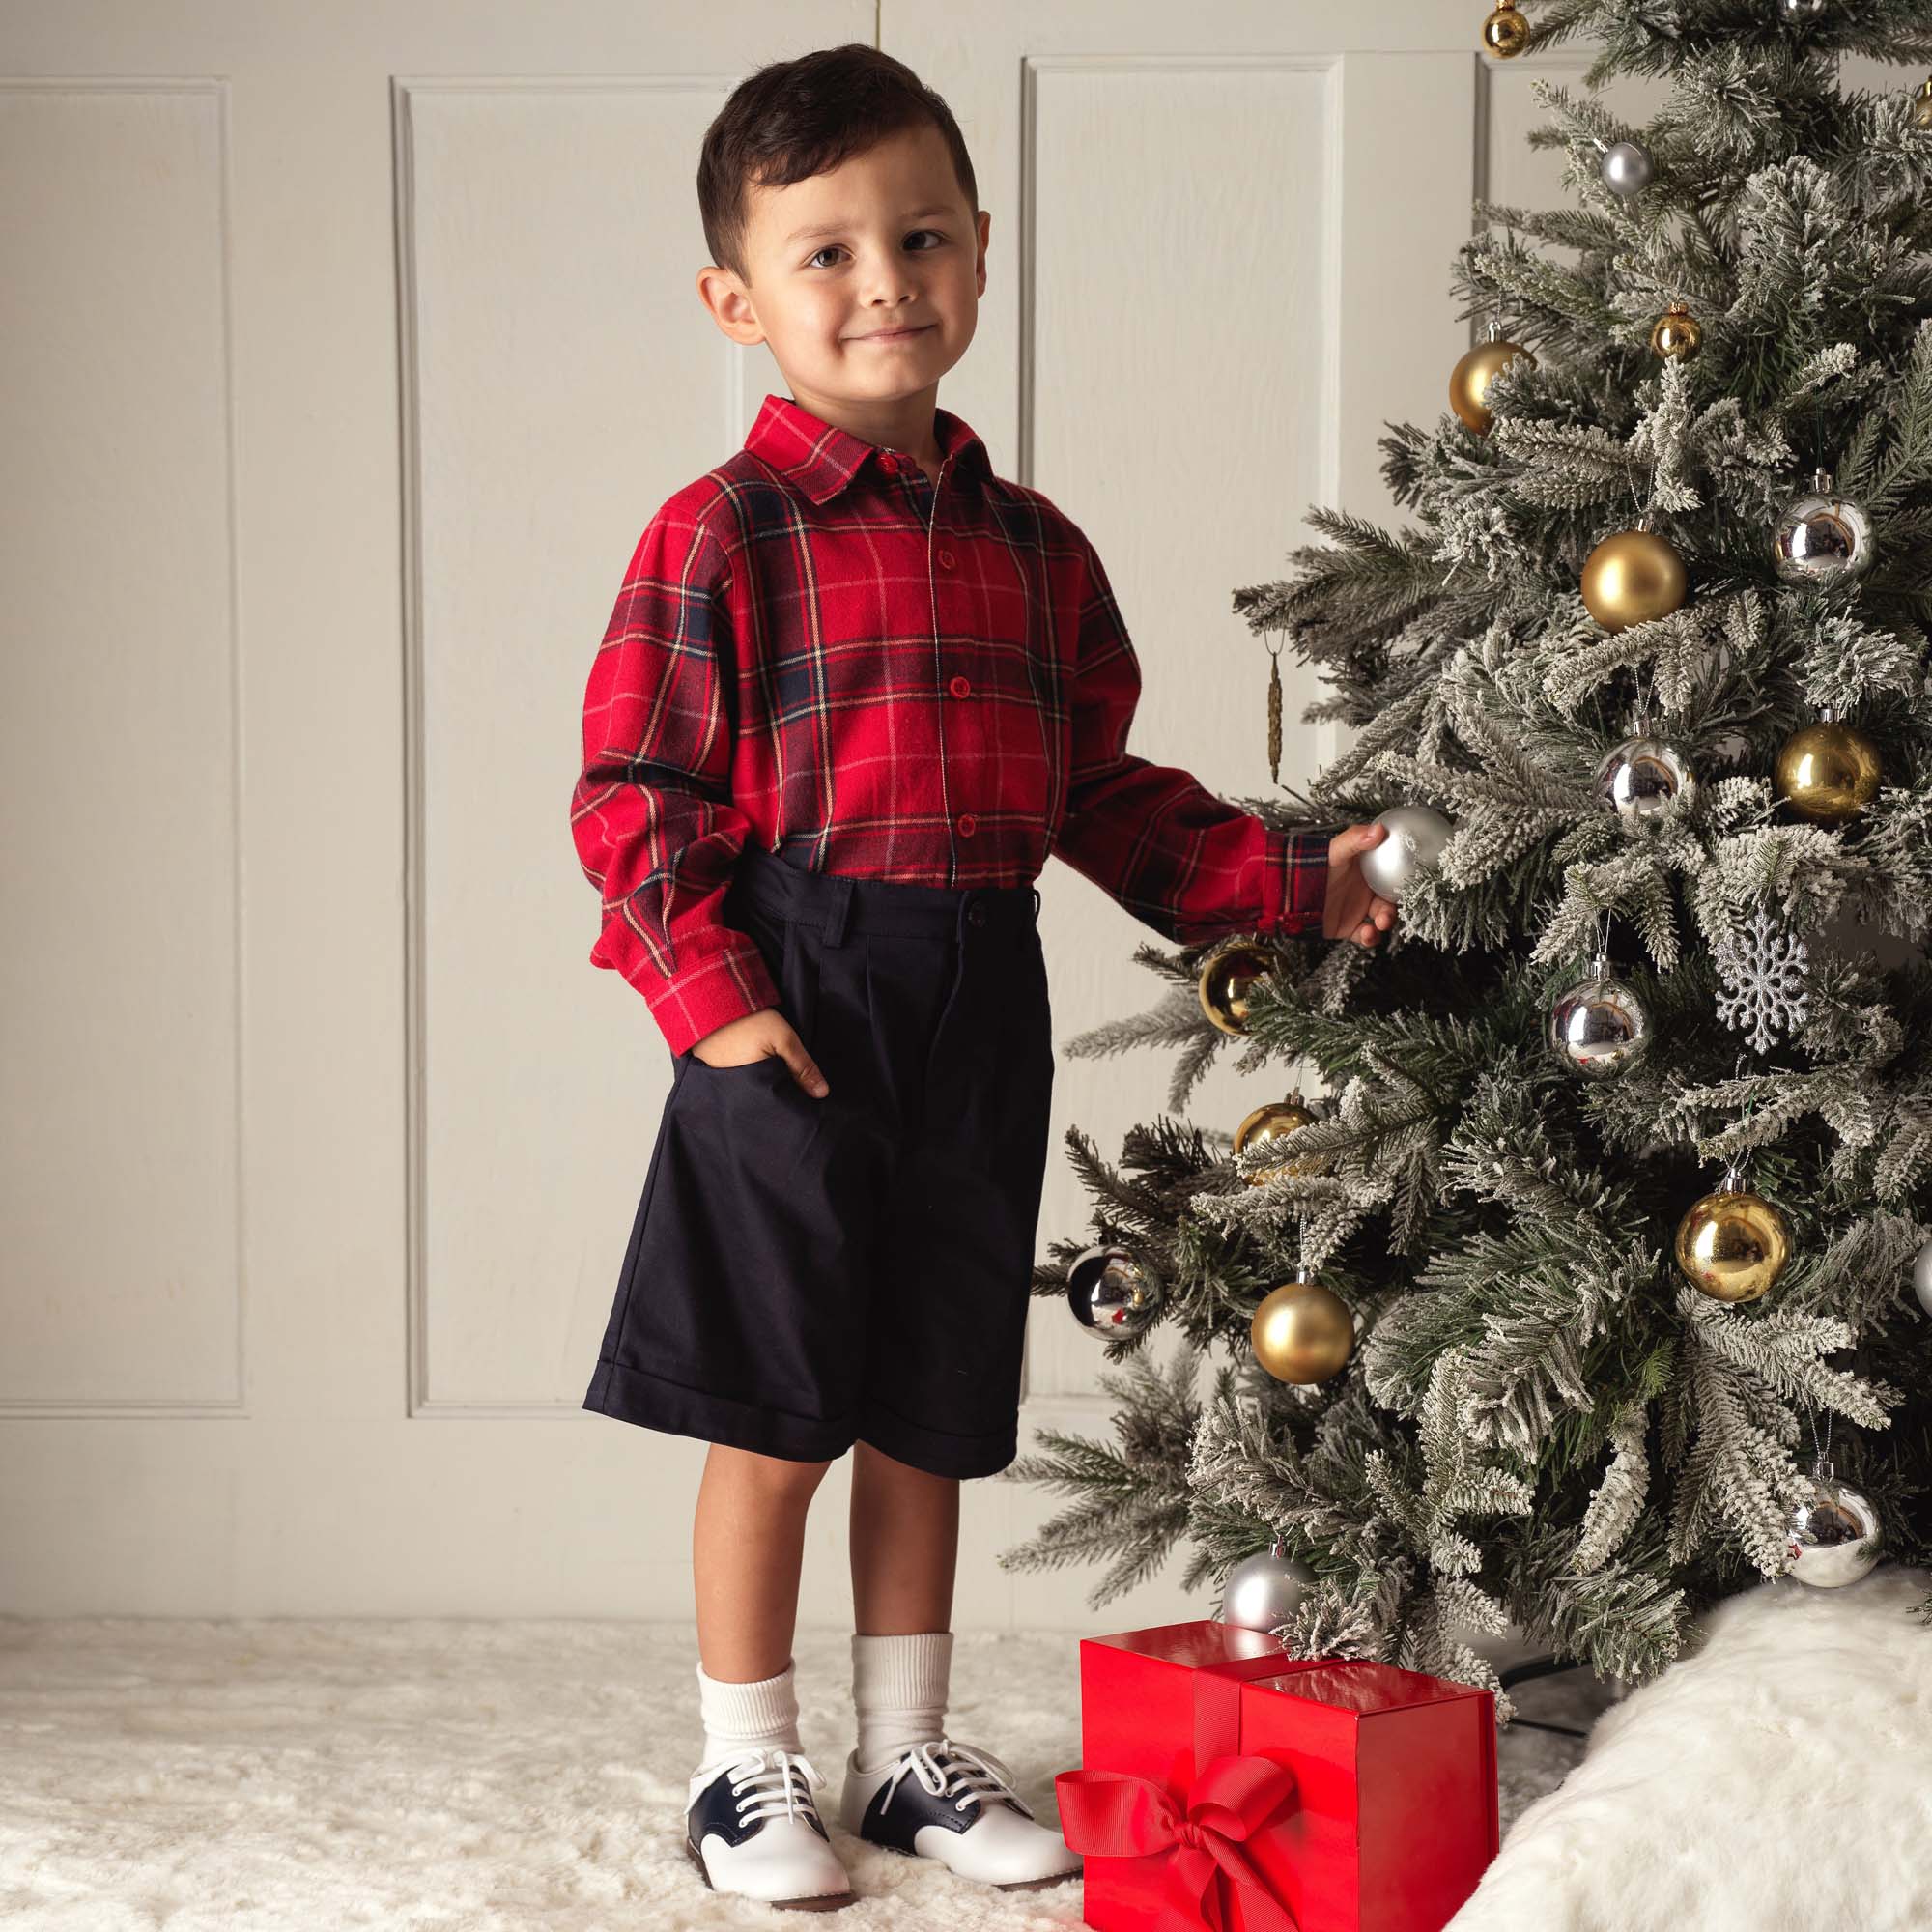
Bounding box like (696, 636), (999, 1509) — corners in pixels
(877, 452), (898, 473)
(956, 812), (977, 837)
(949, 674), (971, 697)
(938, 548), (955, 569)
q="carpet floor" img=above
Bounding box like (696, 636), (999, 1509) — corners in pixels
(29, 1580), (1918, 1929)
(0, 1612), (1612, 1930)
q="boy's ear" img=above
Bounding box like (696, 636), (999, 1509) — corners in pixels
(696, 264), (766, 347)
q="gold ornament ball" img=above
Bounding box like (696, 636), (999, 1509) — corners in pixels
(1775, 720), (1882, 824)
(1580, 528), (1687, 632)
(1449, 339), (1537, 435)
(1482, 2), (1530, 57)
(1198, 939), (1277, 1037)
(1235, 1099), (1327, 1181)
(1675, 1189), (1793, 1304)
(1251, 1278), (1355, 1384)
(1912, 77), (1932, 132)
(1650, 301), (1703, 361)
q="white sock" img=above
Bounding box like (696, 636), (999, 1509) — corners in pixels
(851, 1630), (952, 1772)
(696, 1656), (803, 1772)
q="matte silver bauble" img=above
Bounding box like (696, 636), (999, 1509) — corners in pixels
(1359, 805), (1454, 902)
(1784, 1462), (1882, 1589)
(1912, 1236), (1932, 1318)
(1548, 955), (1652, 1079)
(1773, 469), (1873, 584)
(1597, 734), (1694, 827)
(1220, 1540), (1316, 1633)
(1599, 140), (1654, 196)
(1065, 1242), (1165, 1339)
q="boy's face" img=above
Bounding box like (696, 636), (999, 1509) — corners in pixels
(697, 122), (988, 430)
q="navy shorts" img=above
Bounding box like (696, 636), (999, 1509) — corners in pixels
(582, 843), (1055, 1479)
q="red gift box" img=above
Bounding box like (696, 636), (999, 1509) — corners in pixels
(1055, 1618), (1498, 1932)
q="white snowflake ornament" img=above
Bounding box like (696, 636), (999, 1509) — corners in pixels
(1713, 906), (1809, 1054)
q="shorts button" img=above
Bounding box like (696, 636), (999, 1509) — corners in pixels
(949, 674), (971, 697)
(968, 902), (988, 927)
(956, 812), (977, 837)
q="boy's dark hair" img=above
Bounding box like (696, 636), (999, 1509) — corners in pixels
(697, 43), (979, 284)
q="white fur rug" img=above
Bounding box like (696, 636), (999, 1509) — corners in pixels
(0, 1579), (1915, 1930)
(1449, 1565), (1932, 1932)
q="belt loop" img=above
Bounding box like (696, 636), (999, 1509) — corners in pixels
(823, 872), (854, 948)
(1031, 886), (1042, 919)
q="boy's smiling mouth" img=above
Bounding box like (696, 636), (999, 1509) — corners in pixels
(853, 324), (934, 341)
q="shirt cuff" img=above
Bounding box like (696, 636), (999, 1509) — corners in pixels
(640, 939), (782, 1059)
(1263, 825), (1328, 937)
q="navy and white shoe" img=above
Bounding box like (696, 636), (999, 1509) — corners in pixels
(684, 1746), (857, 1912)
(839, 1734), (1081, 1890)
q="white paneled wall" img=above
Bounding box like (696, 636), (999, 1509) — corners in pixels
(8, 4), (1890, 1621)
(1, 81), (242, 1413)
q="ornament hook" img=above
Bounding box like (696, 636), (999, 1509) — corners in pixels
(1807, 1406), (1834, 1476)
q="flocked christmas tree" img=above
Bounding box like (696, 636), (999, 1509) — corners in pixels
(997, 0), (1932, 1717)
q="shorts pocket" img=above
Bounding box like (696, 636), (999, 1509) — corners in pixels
(782, 915), (823, 1056)
(686, 1049), (790, 1077)
(1031, 929), (1055, 1071)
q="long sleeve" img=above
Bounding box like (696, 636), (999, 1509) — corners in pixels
(569, 498), (780, 1057)
(1048, 522), (1328, 945)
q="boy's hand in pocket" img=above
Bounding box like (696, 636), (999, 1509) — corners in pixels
(690, 1008), (830, 1096)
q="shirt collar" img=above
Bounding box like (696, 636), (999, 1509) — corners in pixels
(744, 392), (990, 504)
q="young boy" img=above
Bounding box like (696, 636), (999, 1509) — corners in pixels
(568, 42), (1396, 1913)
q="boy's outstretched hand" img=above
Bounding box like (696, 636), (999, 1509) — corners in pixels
(1324, 822), (1398, 948)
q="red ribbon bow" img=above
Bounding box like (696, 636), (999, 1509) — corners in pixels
(1055, 1752), (1301, 1932)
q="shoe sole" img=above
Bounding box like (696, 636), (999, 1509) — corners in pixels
(683, 1834), (858, 1912)
(862, 1837), (1080, 1891)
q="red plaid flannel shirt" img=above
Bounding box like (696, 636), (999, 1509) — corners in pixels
(570, 393), (1329, 1056)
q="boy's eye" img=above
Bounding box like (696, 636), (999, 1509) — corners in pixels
(807, 230), (943, 270)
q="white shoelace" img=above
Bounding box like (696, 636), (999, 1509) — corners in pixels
(722, 1747), (828, 1827)
(877, 1735), (1031, 1818)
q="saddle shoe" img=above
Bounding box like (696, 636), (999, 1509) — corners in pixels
(684, 1746), (857, 1912)
(838, 1734), (1081, 1891)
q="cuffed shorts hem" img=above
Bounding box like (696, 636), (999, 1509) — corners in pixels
(855, 1397), (1017, 1481)
(582, 1358), (1018, 1480)
(583, 1356), (851, 1464)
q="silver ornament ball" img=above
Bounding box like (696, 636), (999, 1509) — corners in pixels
(1065, 1242), (1165, 1339)
(1599, 140), (1654, 196)
(1548, 955), (1652, 1079)
(1359, 805), (1454, 902)
(1773, 470), (1873, 584)
(1912, 1236), (1932, 1318)
(1597, 734), (1694, 827)
(1785, 1462), (1882, 1589)
(1220, 1541), (1316, 1634)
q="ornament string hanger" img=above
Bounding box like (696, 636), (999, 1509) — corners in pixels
(1721, 1050), (1756, 1199)
(1634, 661), (1658, 736)
(1626, 461), (1655, 539)
(1807, 1405), (1834, 1480)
